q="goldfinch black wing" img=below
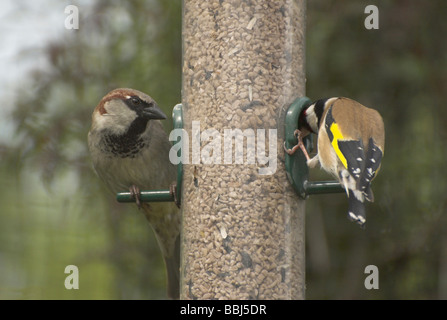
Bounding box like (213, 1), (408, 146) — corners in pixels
(325, 103), (383, 202)
(324, 105), (365, 180)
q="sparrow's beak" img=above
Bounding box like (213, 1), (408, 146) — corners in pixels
(142, 103), (167, 120)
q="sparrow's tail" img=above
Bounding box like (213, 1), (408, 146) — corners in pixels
(164, 235), (180, 299)
(142, 203), (181, 299)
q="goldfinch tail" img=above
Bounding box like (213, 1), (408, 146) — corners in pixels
(347, 189), (366, 228)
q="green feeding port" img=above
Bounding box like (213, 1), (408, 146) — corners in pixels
(304, 180), (345, 195)
(116, 103), (184, 204)
(284, 97), (344, 199)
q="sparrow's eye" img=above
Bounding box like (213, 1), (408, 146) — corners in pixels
(130, 97), (140, 105)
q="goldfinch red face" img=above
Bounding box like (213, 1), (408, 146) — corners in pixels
(302, 97), (385, 228)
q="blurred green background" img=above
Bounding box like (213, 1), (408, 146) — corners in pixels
(0, 0), (446, 299)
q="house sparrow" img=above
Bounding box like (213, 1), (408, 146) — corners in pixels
(88, 88), (180, 298)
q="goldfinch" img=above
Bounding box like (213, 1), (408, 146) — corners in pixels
(295, 97), (385, 227)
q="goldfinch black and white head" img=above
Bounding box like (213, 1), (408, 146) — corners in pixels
(303, 97), (385, 228)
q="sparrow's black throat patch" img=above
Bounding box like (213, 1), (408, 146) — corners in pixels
(101, 117), (149, 158)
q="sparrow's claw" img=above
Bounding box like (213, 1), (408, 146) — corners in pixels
(129, 185), (142, 209)
(170, 182), (180, 208)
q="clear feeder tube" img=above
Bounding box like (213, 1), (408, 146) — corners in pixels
(181, 0), (306, 299)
